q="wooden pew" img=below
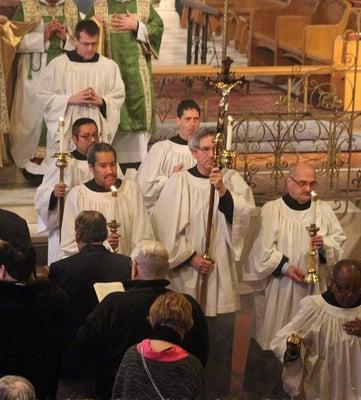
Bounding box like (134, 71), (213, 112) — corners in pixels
(249, 0), (319, 66)
(276, 0), (351, 65)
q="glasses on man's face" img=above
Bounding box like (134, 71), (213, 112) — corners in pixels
(335, 282), (361, 294)
(78, 40), (98, 48)
(289, 176), (318, 189)
(197, 146), (215, 154)
(77, 134), (99, 142)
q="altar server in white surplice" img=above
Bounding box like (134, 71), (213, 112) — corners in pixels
(152, 126), (255, 317)
(271, 259), (361, 400)
(38, 19), (124, 160)
(136, 99), (200, 210)
(244, 163), (346, 350)
(35, 118), (121, 264)
(60, 143), (154, 259)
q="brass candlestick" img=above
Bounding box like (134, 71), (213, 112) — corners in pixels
(212, 132), (236, 170)
(304, 223), (321, 284)
(108, 185), (120, 252)
(53, 151), (73, 239)
(107, 219), (121, 252)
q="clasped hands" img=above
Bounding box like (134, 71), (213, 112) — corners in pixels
(44, 19), (67, 42)
(111, 11), (138, 32)
(68, 87), (103, 108)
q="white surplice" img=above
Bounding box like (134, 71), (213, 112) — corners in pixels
(34, 156), (123, 263)
(243, 197), (346, 350)
(135, 139), (196, 210)
(271, 295), (361, 400)
(38, 53), (124, 155)
(60, 179), (154, 258)
(152, 169), (255, 317)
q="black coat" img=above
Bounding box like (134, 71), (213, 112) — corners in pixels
(76, 279), (209, 400)
(49, 244), (131, 379)
(0, 280), (67, 400)
(0, 208), (31, 243)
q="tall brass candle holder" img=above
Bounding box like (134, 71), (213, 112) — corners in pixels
(304, 223), (321, 284)
(108, 186), (120, 252)
(53, 151), (72, 238)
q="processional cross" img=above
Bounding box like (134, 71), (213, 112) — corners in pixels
(198, 0), (245, 311)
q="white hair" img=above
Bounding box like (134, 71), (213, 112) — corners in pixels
(0, 376), (36, 400)
(131, 240), (169, 278)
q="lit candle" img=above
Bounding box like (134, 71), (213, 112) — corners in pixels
(310, 191), (318, 225)
(59, 117), (65, 153)
(226, 116), (233, 151)
(111, 185), (117, 221)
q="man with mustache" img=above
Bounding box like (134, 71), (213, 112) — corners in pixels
(35, 118), (124, 264)
(60, 142), (154, 258)
(9, 0), (79, 178)
(271, 259), (361, 399)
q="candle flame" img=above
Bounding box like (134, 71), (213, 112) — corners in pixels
(59, 116), (65, 126)
(228, 115), (233, 124)
(111, 185), (117, 197)
(311, 191), (318, 201)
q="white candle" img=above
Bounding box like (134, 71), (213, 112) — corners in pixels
(226, 116), (233, 150)
(310, 191), (318, 225)
(59, 117), (65, 153)
(111, 185), (117, 221)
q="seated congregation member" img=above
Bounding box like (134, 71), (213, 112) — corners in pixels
(112, 291), (206, 400)
(76, 240), (208, 400)
(60, 143), (154, 258)
(49, 210), (131, 388)
(38, 19), (124, 159)
(0, 240), (67, 400)
(35, 118), (101, 264)
(271, 259), (361, 399)
(0, 208), (30, 243)
(0, 375), (36, 400)
(136, 99), (200, 209)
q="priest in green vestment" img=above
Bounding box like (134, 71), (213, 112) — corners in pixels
(89, 0), (163, 167)
(10, 0), (79, 176)
(0, 15), (37, 167)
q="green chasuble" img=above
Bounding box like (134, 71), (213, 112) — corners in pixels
(12, 0), (79, 65)
(90, 0), (163, 135)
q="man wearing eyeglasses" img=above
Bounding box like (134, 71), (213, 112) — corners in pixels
(38, 19), (124, 169)
(244, 162), (346, 353)
(271, 259), (361, 399)
(152, 126), (255, 396)
(35, 117), (122, 264)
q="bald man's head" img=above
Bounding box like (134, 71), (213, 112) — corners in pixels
(286, 163), (318, 204)
(330, 259), (361, 308)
